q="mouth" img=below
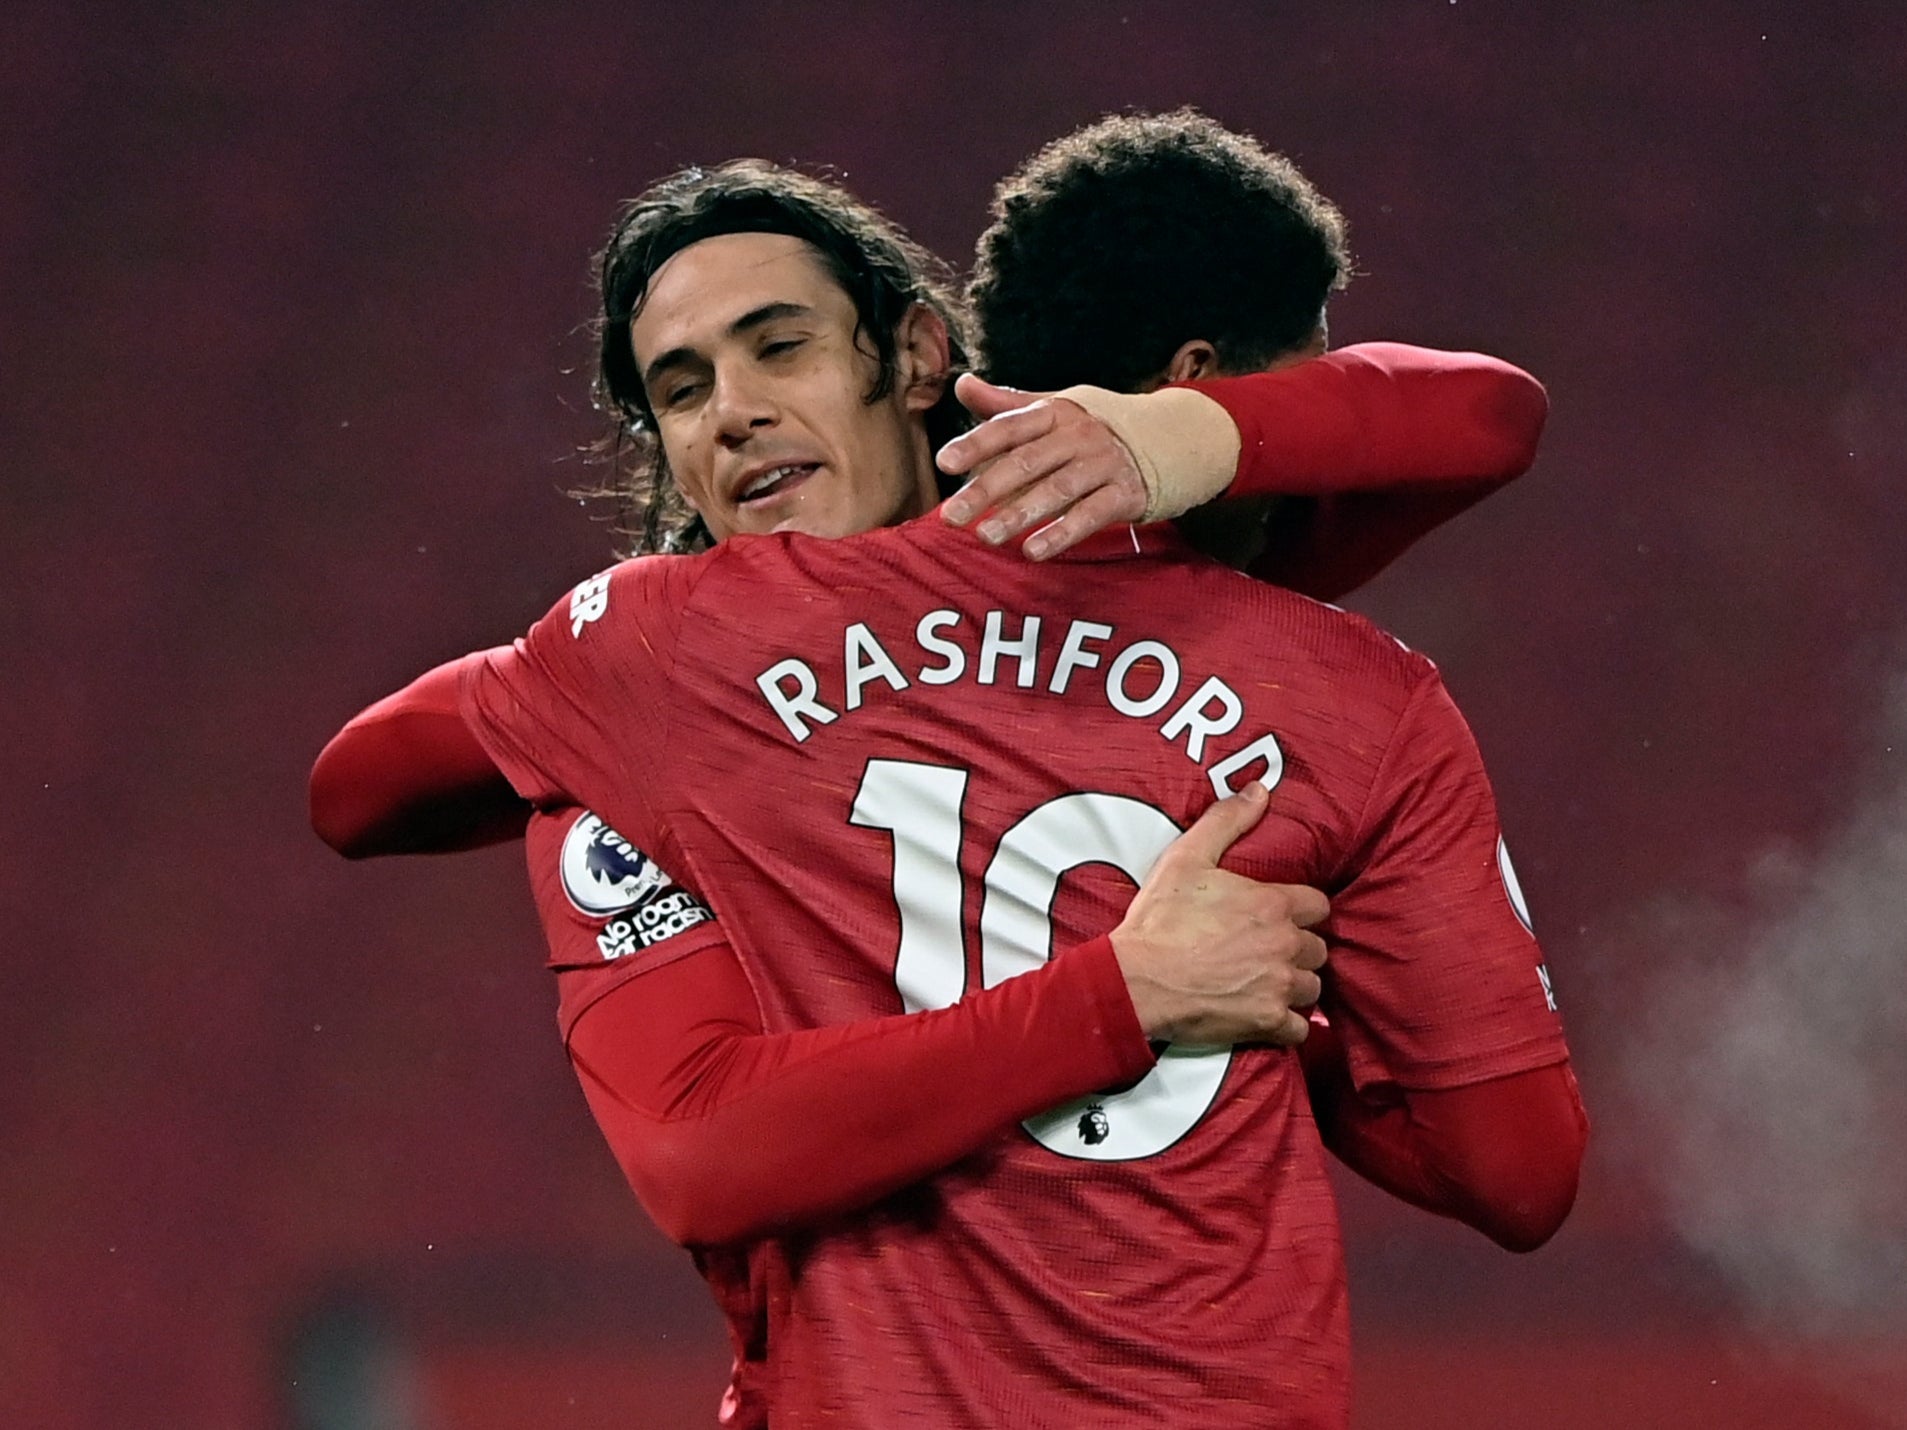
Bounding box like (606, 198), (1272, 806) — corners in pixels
(735, 462), (820, 508)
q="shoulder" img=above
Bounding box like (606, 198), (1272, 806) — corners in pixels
(1310, 597), (1437, 689)
(514, 551), (732, 673)
(560, 551), (713, 638)
(1210, 563), (1437, 699)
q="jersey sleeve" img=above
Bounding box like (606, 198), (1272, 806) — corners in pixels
(1321, 665), (1570, 1092)
(525, 806), (727, 1037)
(458, 556), (701, 841)
(522, 812), (1155, 1248)
(309, 653), (529, 858)
(1300, 1015), (1587, 1251)
(1189, 343), (1547, 501)
(1178, 343), (1548, 600)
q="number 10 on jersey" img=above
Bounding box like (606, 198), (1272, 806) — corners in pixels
(850, 758), (1248, 1162)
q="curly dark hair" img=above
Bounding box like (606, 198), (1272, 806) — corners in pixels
(969, 110), (1352, 394)
(591, 160), (973, 555)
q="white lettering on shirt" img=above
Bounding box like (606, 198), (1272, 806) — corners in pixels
(1105, 640), (1180, 718)
(978, 611), (1041, 688)
(568, 572), (612, 637)
(756, 657), (839, 742)
(1049, 620), (1113, 694)
(844, 622), (909, 711)
(750, 608), (1289, 793)
(1161, 675), (1244, 763)
(1208, 731), (1286, 798)
(915, 609), (966, 685)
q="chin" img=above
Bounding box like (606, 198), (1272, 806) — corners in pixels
(768, 510), (850, 539)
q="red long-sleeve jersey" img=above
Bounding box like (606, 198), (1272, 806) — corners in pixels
(453, 510), (1572, 1425)
(310, 343), (1546, 860)
(559, 879), (1586, 1254)
(309, 342), (1580, 1400)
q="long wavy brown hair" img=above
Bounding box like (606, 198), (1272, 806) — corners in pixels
(587, 160), (974, 555)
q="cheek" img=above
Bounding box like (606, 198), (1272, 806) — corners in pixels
(844, 421), (911, 511)
(660, 429), (712, 504)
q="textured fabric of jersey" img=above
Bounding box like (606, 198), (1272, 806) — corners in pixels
(462, 515), (1567, 1430)
(525, 805), (727, 1037)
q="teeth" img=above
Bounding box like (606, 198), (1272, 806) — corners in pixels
(742, 465), (803, 500)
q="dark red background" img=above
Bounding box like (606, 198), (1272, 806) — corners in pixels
(5, 3), (1904, 1426)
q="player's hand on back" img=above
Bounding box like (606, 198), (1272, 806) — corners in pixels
(937, 375), (1151, 559)
(936, 373), (1239, 559)
(1108, 781), (1328, 1049)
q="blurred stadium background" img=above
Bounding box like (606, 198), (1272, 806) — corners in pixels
(3, 2), (1904, 1425)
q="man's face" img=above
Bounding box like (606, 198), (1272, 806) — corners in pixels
(629, 231), (947, 542)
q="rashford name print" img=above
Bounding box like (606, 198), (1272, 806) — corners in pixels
(753, 606), (1286, 799)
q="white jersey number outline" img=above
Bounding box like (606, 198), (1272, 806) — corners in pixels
(851, 758), (1243, 1162)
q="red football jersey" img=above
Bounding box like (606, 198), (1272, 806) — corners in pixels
(462, 516), (1567, 1429)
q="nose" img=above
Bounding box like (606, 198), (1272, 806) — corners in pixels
(709, 364), (778, 448)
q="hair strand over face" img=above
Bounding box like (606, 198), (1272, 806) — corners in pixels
(582, 160), (972, 556)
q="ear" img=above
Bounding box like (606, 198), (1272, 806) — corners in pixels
(1162, 339), (1221, 384)
(897, 304), (953, 413)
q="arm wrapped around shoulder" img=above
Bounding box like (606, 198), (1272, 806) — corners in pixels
(309, 652), (528, 858)
(1053, 383), (1242, 523)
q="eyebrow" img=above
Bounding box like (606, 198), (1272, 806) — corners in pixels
(641, 301), (817, 391)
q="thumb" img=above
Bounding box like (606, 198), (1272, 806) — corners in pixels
(1160, 781), (1269, 870)
(955, 372), (1047, 419)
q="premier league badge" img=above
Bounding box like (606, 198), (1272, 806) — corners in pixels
(560, 811), (669, 915)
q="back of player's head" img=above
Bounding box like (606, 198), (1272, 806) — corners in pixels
(593, 160), (972, 554)
(970, 110), (1352, 393)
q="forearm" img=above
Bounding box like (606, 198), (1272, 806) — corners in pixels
(1246, 485), (1492, 602)
(1175, 344), (1547, 600)
(310, 652), (530, 857)
(1302, 1019), (1587, 1251)
(570, 935), (1154, 1246)
(1191, 342), (1548, 499)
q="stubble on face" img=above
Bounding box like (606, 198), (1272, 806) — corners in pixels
(628, 232), (943, 543)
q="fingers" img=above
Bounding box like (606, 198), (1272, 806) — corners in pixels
(1022, 482), (1147, 560)
(1290, 930), (1327, 976)
(1264, 1008), (1313, 1049)
(938, 400), (1058, 485)
(1288, 967), (1324, 1011)
(938, 385), (1148, 543)
(959, 439), (1079, 542)
(1273, 883), (1332, 929)
(954, 372), (1042, 422)
(974, 456), (1104, 547)
(1155, 782), (1269, 872)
